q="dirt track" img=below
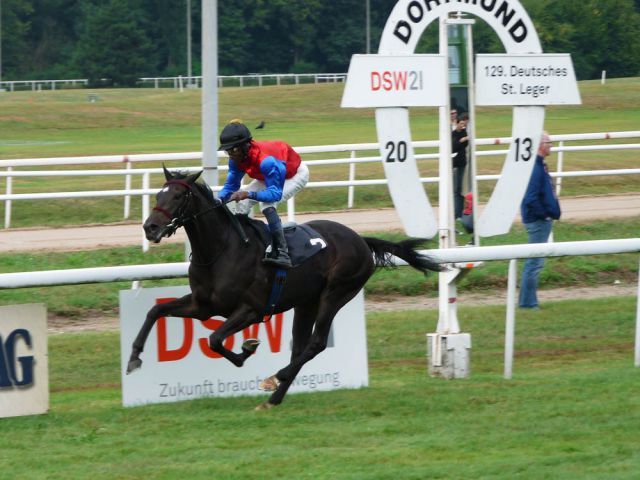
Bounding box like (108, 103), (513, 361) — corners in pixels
(1, 193), (639, 253)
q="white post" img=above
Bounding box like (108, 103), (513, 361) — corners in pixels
(123, 160), (132, 219)
(142, 172), (150, 252)
(601, 70), (606, 85)
(287, 197), (295, 223)
(179, 75), (184, 93)
(555, 140), (564, 197)
(635, 257), (640, 367)
(436, 16), (457, 335)
(347, 150), (356, 209)
(201, 0), (219, 188)
(4, 166), (12, 229)
(465, 21), (480, 247)
(504, 259), (517, 379)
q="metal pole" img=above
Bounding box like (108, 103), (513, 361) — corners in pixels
(365, 0), (371, 54)
(0, 0), (3, 85)
(635, 257), (640, 367)
(464, 21), (480, 247)
(187, 0), (192, 86)
(201, 0), (219, 187)
(504, 259), (517, 379)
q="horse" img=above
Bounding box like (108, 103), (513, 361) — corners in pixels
(128, 167), (442, 410)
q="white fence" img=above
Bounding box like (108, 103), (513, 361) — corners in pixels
(0, 79), (89, 92)
(139, 73), (346, 89)
(0, 74), (346, 92)
(1, 131), (639, 231)
(0, 238), (638, 376)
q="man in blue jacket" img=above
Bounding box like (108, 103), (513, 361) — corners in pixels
(519, 132), (561, 309)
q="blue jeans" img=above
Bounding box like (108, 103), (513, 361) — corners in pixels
(519, 219), (553, 308)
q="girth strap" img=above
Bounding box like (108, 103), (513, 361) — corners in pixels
(264, 269), (287, 319)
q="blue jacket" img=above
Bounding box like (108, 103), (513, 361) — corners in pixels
(219, 156), (286, 203)
(520, 155), (561, 224)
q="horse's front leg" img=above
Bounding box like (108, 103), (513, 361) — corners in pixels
(207, 304), (263, 367)
(127, 294), (210, 374)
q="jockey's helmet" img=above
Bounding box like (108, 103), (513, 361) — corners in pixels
(219, 122), (252, 151)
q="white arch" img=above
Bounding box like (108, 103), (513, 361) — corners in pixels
(377, 0), (544, 237)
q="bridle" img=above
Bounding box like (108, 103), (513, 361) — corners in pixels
(153, 178), (249, 243)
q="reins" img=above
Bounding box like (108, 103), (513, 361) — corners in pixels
(154, 179), (250, 244)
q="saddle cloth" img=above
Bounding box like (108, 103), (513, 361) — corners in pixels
(239, 217), (327, 267)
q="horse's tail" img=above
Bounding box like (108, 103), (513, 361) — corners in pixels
(363, 237), (444, 274)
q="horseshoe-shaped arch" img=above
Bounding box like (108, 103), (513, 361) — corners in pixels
(377, 0), (544, 237)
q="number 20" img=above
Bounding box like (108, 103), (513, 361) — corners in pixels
(385, 141), (407, 163)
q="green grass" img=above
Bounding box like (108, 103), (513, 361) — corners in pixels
(0, 78), (639, 227)
(0, 297), (638, 479)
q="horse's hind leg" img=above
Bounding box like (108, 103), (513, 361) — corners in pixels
(258, 288), (361, 408)
(259, 303), (317, 392)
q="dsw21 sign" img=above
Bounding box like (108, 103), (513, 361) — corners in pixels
(119, 286), (368, 407)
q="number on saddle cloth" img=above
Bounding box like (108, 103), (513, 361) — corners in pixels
(242, 219), (328, 268)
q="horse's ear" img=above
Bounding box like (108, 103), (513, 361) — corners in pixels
(187, 170), (203, 184)
(163, 164), (173, 181)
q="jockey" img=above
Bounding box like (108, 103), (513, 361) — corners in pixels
(218, 120), (309, 269)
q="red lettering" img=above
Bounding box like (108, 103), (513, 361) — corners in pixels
(382, 71), (392, 91)
(156, 297), (193, 362)
(393, 71), (407, 90)
(153, 298), (285, 361)
(370, 71), (381, 91)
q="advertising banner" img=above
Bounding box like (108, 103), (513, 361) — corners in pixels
(119, 286), (368, 407)
(0, 304), (49, 418)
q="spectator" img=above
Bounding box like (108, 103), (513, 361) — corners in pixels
(451, 115), (469, 220)
(450, 108), (458, 131)
(519, 132), (561, 309)
(461, 191), (474, 235)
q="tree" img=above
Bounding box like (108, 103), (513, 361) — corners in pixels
(73, 0), (158, 86)
(1, 0), (33, 79)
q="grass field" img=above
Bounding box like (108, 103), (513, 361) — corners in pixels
(0, 77), (639, 228)
(1, 297), (638, 479)
(1, 80), (639, 478)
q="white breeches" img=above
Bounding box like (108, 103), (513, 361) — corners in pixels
(230, 162), (309, 215)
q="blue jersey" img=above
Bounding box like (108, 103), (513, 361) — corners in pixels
(219, 155), (287, 203)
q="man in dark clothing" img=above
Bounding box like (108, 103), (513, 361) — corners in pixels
(451, 117), (469, 219)
(519, 131), (561, 309)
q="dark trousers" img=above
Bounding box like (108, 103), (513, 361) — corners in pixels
(453, 165), (466, 219)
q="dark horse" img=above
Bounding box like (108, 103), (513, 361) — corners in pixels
(128, 168), (442, 409)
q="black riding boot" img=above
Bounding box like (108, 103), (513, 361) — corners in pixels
(263, 225), (292, 269)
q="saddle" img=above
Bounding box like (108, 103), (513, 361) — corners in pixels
(237, 216), (327, 267)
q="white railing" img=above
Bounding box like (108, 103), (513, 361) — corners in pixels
(138, 73), (346, 89)
(0, 79), (89, 92)
(0, 238), (638, 374)
(1, 131), (639, 230)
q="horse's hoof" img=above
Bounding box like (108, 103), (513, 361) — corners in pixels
(242, 338), (260, 354)
(258, 375), (280, 392)
(126, 358), (142, 374)
(255, 402), (276, 411)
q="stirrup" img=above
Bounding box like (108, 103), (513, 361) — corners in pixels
(263, 254), (292, 269)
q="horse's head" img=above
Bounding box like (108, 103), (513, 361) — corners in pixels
(143, 166), (204, 243)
